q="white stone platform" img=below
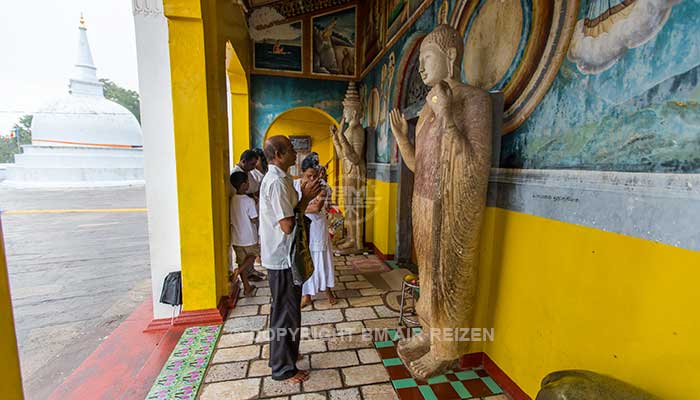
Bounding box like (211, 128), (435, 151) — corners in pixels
(3, 145), (144, 188)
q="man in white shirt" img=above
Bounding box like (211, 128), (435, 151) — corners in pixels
(232, 149), (264, 197)
(260, 135), (320, 383)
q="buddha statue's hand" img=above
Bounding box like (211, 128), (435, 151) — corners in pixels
(389, 108), (408, 143)
(427, 81), (454, 125)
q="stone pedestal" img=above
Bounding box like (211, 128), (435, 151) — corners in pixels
(4, 145), (144, 187)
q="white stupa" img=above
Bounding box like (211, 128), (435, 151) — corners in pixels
(5, 15), (144, 187)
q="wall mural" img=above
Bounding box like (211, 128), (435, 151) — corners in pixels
(453, 0), (578, 133)
(502, 0), (700, 173)
(362, 0), (385, 66)
(249, 0), (700, 174)
(312, 6), (357, 77)
(250, 7), (303, 73)
(568, 0), (681, 74)
(387, 0), (409, 40)
(387, 0), (431, 43)
(250, 0), (354, 19)
(375, 52), (396, 163)
(250, 75), (347, 148)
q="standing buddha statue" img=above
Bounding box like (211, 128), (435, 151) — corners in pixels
(389, 24), (493, 379)
(331, 82), (366, 253)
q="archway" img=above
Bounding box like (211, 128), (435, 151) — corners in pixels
(264, 107), (341, 201)
(391, 32), (426, 265)
(226, 41), (249, 170)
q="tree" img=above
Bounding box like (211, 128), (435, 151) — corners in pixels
(0, 115), (32, 163)
(100, 79), (141, 123)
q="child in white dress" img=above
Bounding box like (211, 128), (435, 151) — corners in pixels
(294, 156), (336, 308)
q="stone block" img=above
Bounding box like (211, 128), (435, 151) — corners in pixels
(199, 378), (261, 400)
(262, 376), (301, 397)
(348, 296), (383, 307)
(341, 364), (390, 386)
(218, 332), (256, 348)
(361, 383), (399, 399)
(223, 315), (267, 333)
(203, 362), (248, 383)
(230, 305), (260, 317)
(302, 369), (343, 392)
(358, 348), (381, 364)
(344, 307), (378, 321)
(329, 388), (361, 400)
(310, 350), (359, 369)
(301, 309), (344, 326)
(212, 345), (260, 363)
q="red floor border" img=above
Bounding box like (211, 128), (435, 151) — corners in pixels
(145, 284), (240, 332)
(49, 281), (242, 399)
(365, 242), (395, 261)
(48, 298), (184, 400)
(460, 352), (532, 400)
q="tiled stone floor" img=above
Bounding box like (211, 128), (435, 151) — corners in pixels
(198, 255), (509, 400)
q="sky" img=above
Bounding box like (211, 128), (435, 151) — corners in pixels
(0, 0), (139, 134)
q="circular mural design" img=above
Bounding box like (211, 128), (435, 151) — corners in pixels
(453, 0), (579, 134)
(463, 0), (525, 89)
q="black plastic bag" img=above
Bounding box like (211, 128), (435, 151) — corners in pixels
(160, 271), (182, 306)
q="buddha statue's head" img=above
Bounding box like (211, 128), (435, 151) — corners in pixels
(342, 82), (362, 124)
(419, 24), (463, 86)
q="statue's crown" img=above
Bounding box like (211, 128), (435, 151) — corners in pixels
(342, 82), (361, 109)
(421, 24), (463, 62)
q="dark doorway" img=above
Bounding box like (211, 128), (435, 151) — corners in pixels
(395, 117), (417, 267)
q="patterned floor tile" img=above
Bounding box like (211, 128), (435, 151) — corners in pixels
(374, 329), (505, 400)
(145, 325), (221, 400)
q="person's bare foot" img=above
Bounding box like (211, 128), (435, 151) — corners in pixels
(337, 239), (355, 250)
(397, 331), (431, 361)
(327, 290), (337, 305)
(285, 369), (309, 383)
(243, 286), (255, 296)
(300, 295), (312, 309)
(408, 350), (455, 380)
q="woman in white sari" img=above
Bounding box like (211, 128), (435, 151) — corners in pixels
(294, 155), (336, 308)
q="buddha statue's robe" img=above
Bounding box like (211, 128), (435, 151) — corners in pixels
(412, 83), (492, 360)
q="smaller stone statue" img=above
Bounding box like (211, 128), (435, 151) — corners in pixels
(536, 370), (658, 400)
(331, 82), (366, 253)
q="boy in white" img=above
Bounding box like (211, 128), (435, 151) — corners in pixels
(229, 171), (258, 296)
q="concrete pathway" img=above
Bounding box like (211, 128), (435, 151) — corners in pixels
(199, 255), (510, 400)
(0, 186), (150, 399)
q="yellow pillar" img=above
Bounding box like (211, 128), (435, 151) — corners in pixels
(164, 0), (220, 311)
(0, 217), (24, 399)
(230, 94), (250, 158)
(226, 41), (250, 160)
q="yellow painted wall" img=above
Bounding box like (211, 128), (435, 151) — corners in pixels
(0, 218), (24, 399)
(472, 208), (700, 399)
(365, 178), (398, 255)
(265, 107), (339, 185)
(230, 93), (250, 159)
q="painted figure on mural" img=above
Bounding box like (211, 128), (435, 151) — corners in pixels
(312, 7), (356, 76)
(389, 24), (492, 379)
(331, 82), (366, 253)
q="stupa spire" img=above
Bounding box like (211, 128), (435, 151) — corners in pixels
(69, 14), (104, 96)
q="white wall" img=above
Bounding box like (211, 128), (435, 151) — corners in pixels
(132, 0), (182, 319)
